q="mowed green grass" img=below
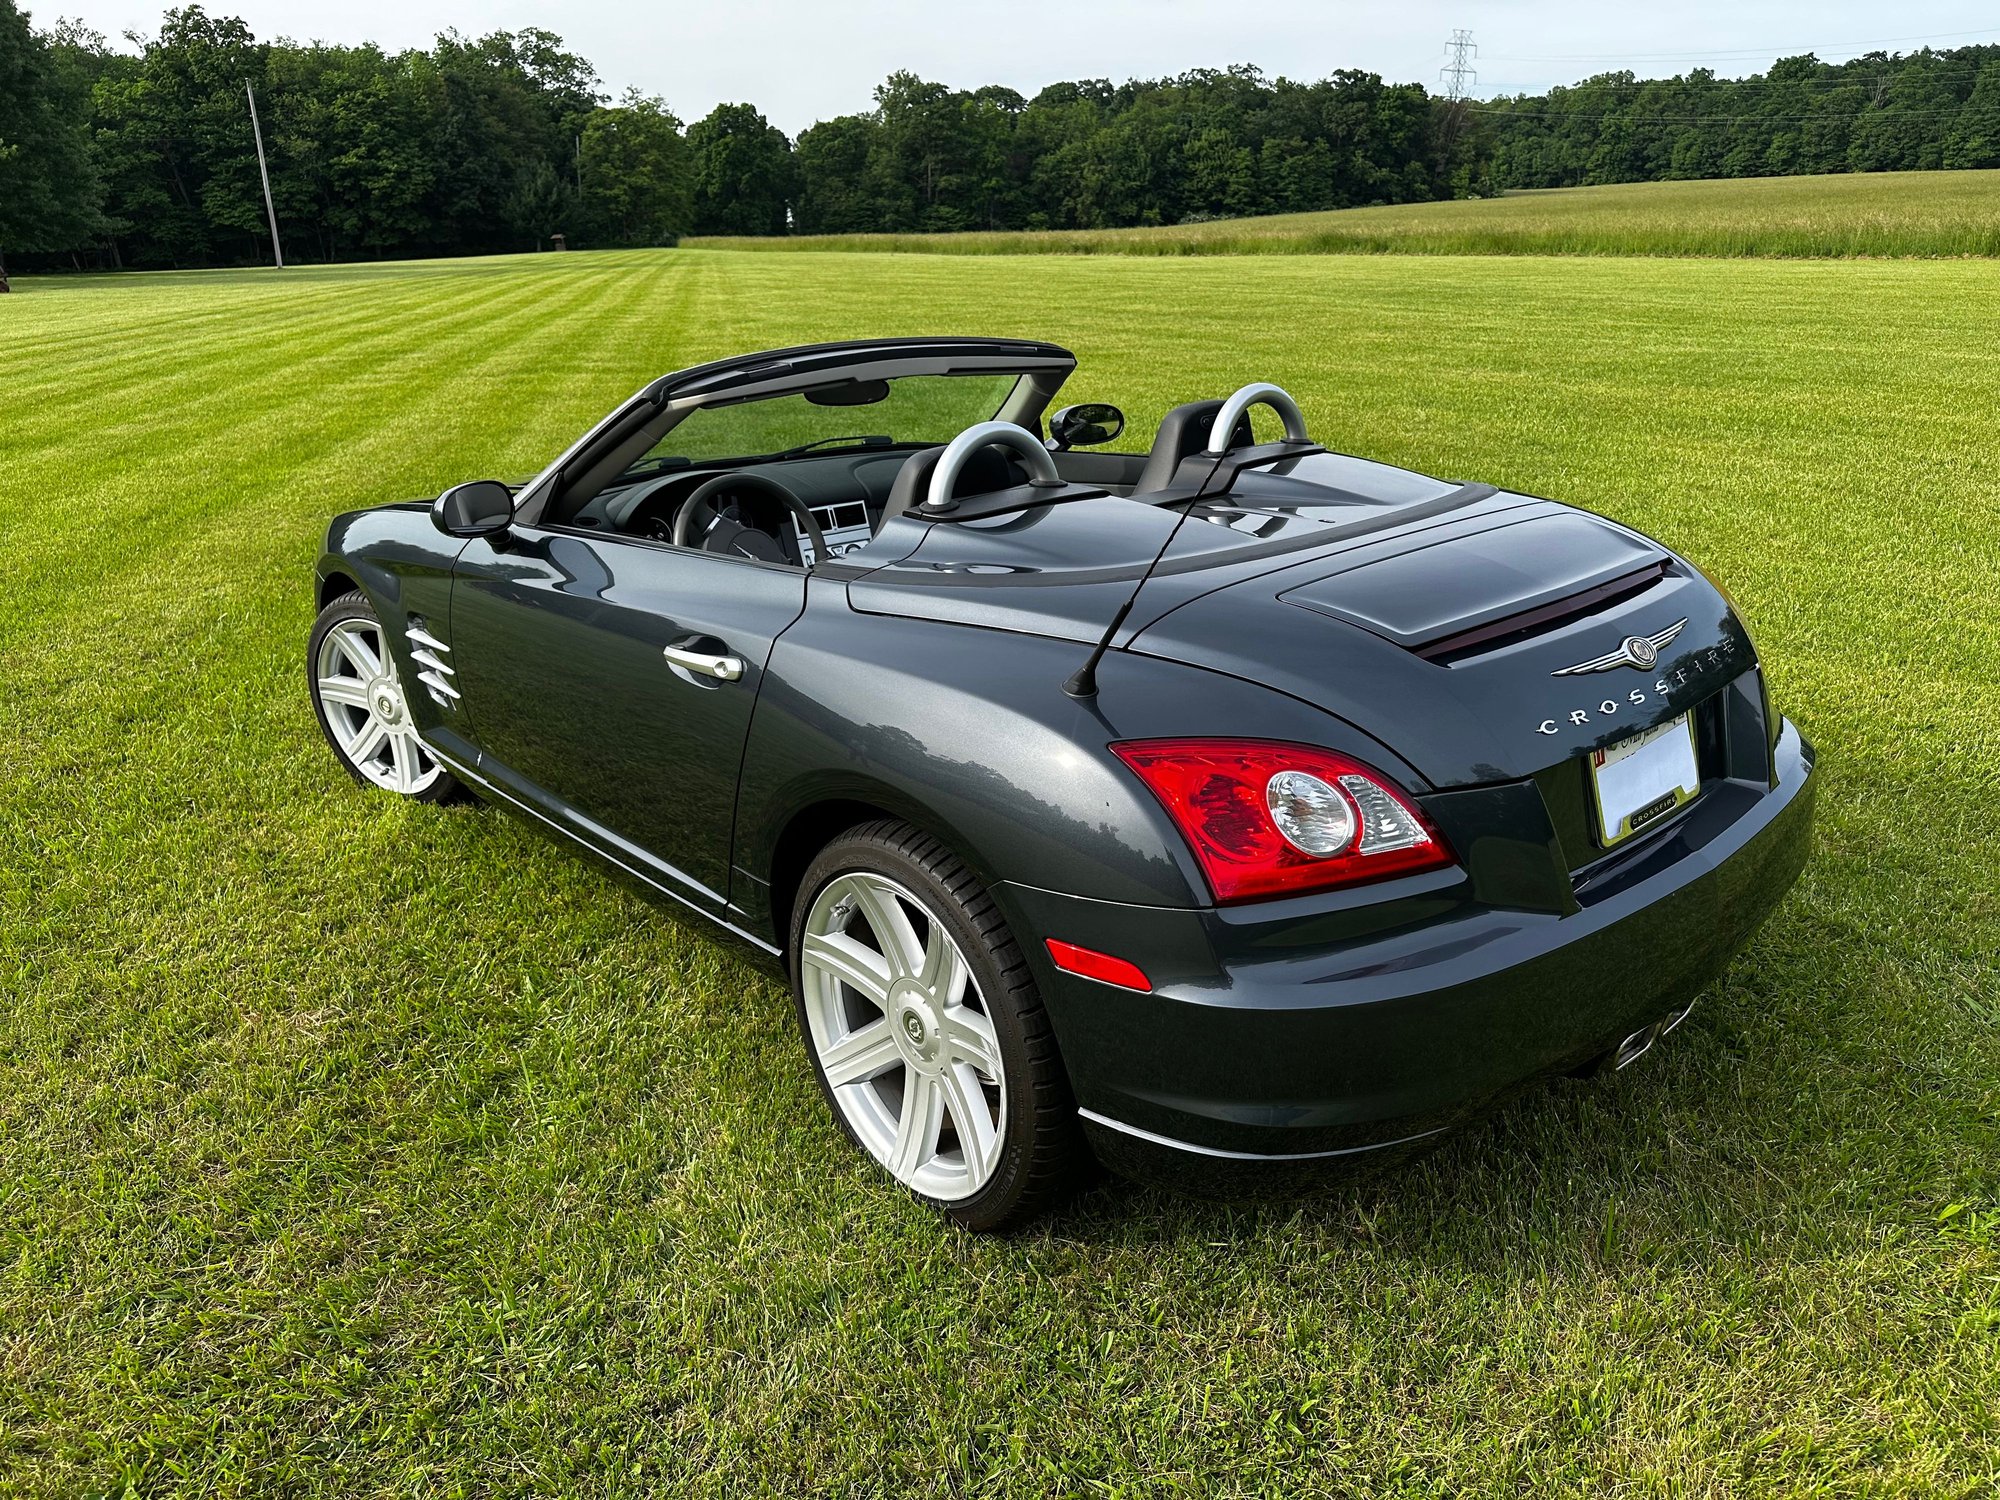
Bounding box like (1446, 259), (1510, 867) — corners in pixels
(2, 247), (1998, 1497)
(691, 168), (2000, 259)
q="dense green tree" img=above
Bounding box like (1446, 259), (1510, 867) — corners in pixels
(502, 158), (576, 248)
(0, 0), (102, 287)
(687, 102), (793, 235)
(792, 114), (882, 233)
(579, 92), (690, 245)
(1942, 61), (2000, 168)
(424, 28), (601, 251)
(262, 43), (436, 260)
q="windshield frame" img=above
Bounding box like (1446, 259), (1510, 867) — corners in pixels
(512, 339), (1076, 530)
(604, 371), (1028, 486)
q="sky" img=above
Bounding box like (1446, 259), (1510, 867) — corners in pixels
(52, 0), (2000, 134)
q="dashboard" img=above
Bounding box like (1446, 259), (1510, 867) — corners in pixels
(563, 449), (925, 566)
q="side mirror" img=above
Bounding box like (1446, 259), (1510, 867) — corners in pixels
(432, 480), (514, 538)
(1047, 402), (1126, 451)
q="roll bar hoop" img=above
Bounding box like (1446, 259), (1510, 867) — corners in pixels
(925, 421), (1064, 511)
(1204, 383), (1310, 456)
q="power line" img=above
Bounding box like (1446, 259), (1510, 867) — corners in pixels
(1495, 66), (1997, 97)
(1469, 104), (1978, 123)
(1482, 26), (2000, 64)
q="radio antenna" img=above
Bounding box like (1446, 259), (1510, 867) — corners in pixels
(1063, 491), (1203, 700)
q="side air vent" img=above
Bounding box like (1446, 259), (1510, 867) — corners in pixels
(406, 620), (460, 709)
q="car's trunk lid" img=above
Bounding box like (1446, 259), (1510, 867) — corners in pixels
(1128, 507), (1752, 788)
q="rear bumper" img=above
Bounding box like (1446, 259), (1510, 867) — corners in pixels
(1001, 720), (1817, 1175)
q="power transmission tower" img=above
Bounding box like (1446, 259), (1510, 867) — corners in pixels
(1440, 28), (1478, 102)
(1437, 29), (1478, 186)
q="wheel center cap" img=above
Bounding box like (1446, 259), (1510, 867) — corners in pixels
(371, 682), (403, 723)
(889, 987), (943, 1069)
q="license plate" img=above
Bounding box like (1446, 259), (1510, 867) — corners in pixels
(1589, 713), (1700, 847)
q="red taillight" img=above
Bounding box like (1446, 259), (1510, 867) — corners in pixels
(1111, 739), (1453, 903)
(1045, 939), (1152, 992)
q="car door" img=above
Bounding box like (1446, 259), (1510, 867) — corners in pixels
(446, 525), (807, 915)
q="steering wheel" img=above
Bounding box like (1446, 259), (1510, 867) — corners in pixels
(672, 471), (827, 566)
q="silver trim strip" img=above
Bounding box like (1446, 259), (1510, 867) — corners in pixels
(407, 627), (452, 654)
(421, 741), (782, 957)
(418, 670), (461, 701)
(1076, 1107), (1447, 1163)
(411, 648), (455, 676)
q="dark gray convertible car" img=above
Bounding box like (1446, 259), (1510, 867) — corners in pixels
(310, 337), (1816, 1229)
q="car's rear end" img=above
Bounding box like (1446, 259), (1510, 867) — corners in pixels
(993, 478), (1817, 1183)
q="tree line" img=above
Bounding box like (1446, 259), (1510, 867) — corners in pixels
(4, 0), (2000, 285)
(1480, 48), (2000, 185)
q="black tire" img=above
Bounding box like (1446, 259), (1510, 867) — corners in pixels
(789, 819), (1084, 1231)
(307, 590), (466, 804)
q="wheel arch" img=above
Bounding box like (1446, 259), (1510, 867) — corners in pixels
(760, 784), (998, 955)
(318, 568), (362, 609)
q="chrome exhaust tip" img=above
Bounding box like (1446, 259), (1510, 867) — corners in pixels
(1657, 1000), (1695, 1037)
(1572, 1001), (1695, 1079)
(1609, 1022), (1661, 1071)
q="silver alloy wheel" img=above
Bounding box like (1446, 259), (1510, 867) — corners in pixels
(313, 618), (442, 796)
(800, 871), (1006, 1201)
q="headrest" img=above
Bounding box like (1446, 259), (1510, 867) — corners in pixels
(1131, 398), (1256, 493)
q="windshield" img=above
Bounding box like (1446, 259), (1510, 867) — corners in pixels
(633, 372), (1022, 472)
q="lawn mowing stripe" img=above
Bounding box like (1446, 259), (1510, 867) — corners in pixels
(0, 258), (615, 443)
(0, 260), (677, 623)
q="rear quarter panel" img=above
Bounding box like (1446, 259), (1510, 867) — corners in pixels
(731, 581), (1433, 938)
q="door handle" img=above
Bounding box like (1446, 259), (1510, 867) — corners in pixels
(662, 644), (744, 682)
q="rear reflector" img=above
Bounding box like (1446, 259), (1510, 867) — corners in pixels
(1045, 939), (1151, 992)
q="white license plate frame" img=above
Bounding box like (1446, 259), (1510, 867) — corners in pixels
(1589, 712), (1700, 847)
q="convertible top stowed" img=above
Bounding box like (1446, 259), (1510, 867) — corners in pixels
(309, 334), (1817, 1229)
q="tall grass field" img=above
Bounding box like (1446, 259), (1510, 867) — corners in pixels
(690, 168), (2000, 259)
(2, 246), (1998, 1496)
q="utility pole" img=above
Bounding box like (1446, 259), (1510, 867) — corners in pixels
(245, 80), (284, 269)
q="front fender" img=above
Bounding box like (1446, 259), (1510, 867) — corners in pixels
(317, 502), (458, 611)
(313, 503), (466, 745)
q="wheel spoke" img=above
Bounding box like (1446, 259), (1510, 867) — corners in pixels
(316, 675), (371, 709)
(849, 877), (924, 979)
(388, 732), (418, 793)
(346, 716), (388, 764)
(917, 924), (968, 1004)
(938, 1004), (1001, 1080)
(819, 1019), (900, 1088)
(802, 929), (892, 1009)
(801, 866), (1012, 1203)
(333, 627), (382, 677)
(937, 1061), (999, 1176)
(887, 1071), (945, 1180)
